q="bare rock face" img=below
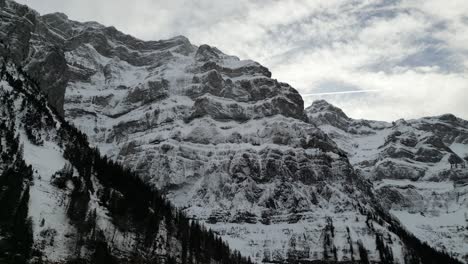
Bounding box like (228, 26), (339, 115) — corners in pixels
(2, 1), (465, 262)
(307, 100), (468, 261)
(0, 1), (68, 115)
(307, 100), (468, 182)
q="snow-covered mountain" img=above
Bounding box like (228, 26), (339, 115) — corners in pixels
(0, 57), (253, 264)
(0, 0), (466, 263)
(307, 99), (468, 262)
(56, 13), (394, 263)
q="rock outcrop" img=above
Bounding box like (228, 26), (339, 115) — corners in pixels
(307, 99), (468, 262)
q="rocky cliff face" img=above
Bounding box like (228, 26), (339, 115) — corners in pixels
(0, 57), (255, 264)
(57, 12), (382, 262)
(55, 12), (465, 263)
(0, 0), (68, 115)
(1, 1), (465, 263)
(307, 100), (468, 182)
(307, 99), (468, 262)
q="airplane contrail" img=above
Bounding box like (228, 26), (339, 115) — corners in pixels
(302, 89), (381, 96)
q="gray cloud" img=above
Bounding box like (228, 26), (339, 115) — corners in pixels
(17, 0), (468, 121)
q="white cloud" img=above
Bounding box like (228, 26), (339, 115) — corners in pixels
(16, 0), (468, 121)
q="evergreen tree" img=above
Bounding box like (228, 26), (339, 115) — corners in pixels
(358, 241), (370, 264)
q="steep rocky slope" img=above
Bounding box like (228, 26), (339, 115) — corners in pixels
(0, 0), (68, 115)
(0, 58), (253, 264)
(307, 100), (468, 262)
(57, 16), (390, 263)
(307, 100), (468, 182)
(54, 9), (465, 264)
(0, 0), (464, 263)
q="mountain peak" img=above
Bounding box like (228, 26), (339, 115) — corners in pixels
(307, 99), (349, 119)
(438, 113), (461, 123)
(195, 44), (221, 61)
(43, 12), (68, 20)
(170, 35), (190, 42)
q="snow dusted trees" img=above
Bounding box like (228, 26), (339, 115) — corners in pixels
(376, 233), (394, 264)
(23, 106), (44, 146)
(322, 217), (338, 261)
(50, 163), (73, 189)
(357, 240), (370, 264)
(0, 118), (34, 264)
(449, 154), (464, 169)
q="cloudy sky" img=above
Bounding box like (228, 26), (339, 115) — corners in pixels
(17, 0), (468, 121)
